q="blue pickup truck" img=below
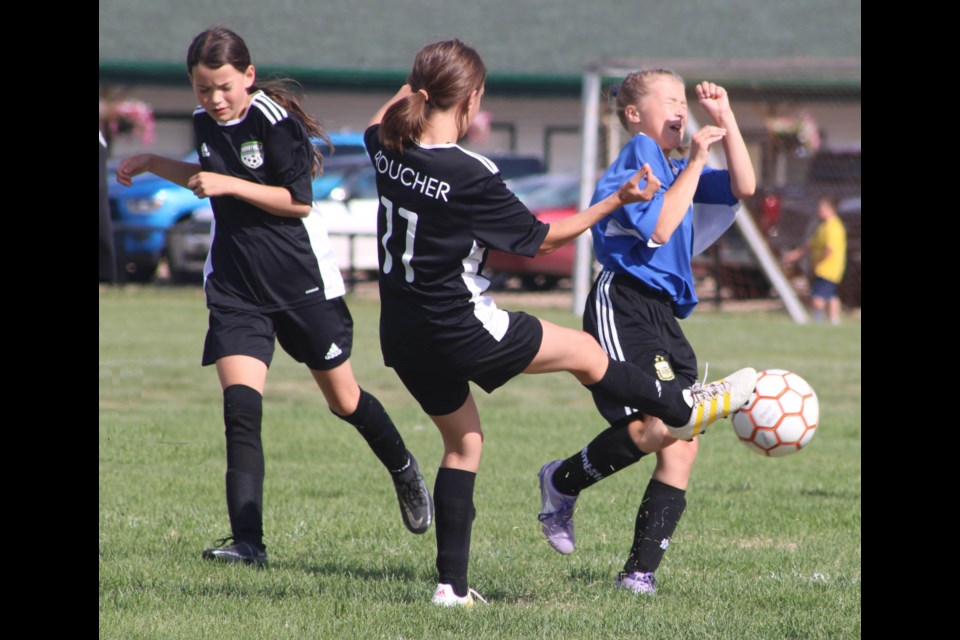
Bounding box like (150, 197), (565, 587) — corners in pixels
(109, 132), (366, 282)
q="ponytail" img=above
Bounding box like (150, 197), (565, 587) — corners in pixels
(379, 90), (430, 152)
(378, 39), (486, 154)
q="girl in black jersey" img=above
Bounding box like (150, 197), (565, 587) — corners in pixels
(366, 39), (756, 605)
(116, 27), (432, 567)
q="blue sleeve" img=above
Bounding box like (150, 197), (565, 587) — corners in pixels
(597, 135), (664, 243)
(694, 166), (738, 206)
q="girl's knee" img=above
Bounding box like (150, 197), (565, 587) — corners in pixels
(659, 437), (699, 468)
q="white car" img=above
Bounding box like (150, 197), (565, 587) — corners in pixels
(313, 165), (381, 274)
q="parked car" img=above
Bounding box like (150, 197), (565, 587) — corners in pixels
(746, 146), (862, 306)
(110, 133), (367, 282)
(165, 206), (214, 283)
(109, 152), (212, 282)
(484, 153), (546, 180)
(484, 173), (581, 289)
(314, 164), (381, 274)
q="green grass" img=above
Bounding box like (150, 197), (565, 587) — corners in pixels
(100, 287), (861, 639)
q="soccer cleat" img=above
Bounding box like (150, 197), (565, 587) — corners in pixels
(668, 367), (758, 441)
(615, 571), (657, 594)
(537, 460), (578, 555)
(201, 537), (268, 567)
(392, 451), (433, 534)
(431, 583), (488, 607)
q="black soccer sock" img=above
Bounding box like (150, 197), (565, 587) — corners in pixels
(551, 425), (647, 496)
(585, 359), (691, 427)
(332, 389), (409, 473)
(623, 479), (686, 574)
(223, 384), (266, 549)
(434, 467), (476, 598)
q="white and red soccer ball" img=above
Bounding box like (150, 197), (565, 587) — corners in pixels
(732, 369), (819, 457)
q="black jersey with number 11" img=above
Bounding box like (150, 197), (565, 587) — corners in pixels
(364, 125), (548, 370)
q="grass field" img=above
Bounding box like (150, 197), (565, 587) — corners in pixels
(99, 286), (861, 639)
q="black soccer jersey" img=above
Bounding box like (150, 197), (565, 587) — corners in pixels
(364, 125), (549, 369)
(195, 91), (344, 312)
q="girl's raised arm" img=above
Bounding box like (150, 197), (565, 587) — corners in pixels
(368, 84), (413, 129)
(695, 82), (755, 199)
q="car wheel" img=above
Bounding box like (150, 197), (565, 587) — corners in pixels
(520, 274), (560, 291)
(166, 218), (209, 285)
(122, 260), (157, 283)
(169, 265), (203, 285)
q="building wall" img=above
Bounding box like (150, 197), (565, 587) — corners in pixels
(103, 84), (860, 182)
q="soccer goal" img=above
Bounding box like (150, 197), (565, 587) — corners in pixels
(574, 58), (861, 323)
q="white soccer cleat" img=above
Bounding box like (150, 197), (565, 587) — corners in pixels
(431, 583), (488, 607)
(669, 367), (757, 440)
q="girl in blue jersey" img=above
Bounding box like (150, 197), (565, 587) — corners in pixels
(116, 27), (432, 567)
(537, 69), (757, 594)
(367, 42), (755, 605)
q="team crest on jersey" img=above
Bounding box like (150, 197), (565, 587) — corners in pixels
(200, 143), (211, 158)
(654, 354), (675, 381)
(240, 141), (264, 169)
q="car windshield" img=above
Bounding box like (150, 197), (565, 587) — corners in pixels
(312, 157), (371, 200)
(508, 173), (580, 210)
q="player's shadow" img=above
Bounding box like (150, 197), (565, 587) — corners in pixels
(568, 566), (615, 585)
(303, 558), (425, 582)
(303, 559), (432, 603)
(301, 560), (528, 604)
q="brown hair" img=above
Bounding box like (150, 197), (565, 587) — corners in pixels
(379, 39), (487, 152)
(186, 27), (330, 176)
(612, 68), (685, 130)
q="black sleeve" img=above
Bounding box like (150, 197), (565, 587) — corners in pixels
(364, 124), (380, 161)
(472, 173), (549, 257)
(264, 117), (313, 204)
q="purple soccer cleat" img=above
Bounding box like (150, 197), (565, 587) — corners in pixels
(537, 460), (578, 555)
(615, 571), (657, 595)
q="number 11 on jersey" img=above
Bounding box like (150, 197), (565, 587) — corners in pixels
(379, 196), (419, 283)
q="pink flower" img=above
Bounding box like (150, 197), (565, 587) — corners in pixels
(100, 97), (155, 145)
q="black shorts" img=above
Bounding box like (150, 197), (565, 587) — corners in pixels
(392, 311), (543, 416)
(584, 271), (697, 426)
(202, 298), (353, 371)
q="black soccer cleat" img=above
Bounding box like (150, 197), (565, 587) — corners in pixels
(201, 537), (268, 567)
(392, 452), (434, 534)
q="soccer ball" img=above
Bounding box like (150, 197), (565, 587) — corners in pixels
(732, 369), (818, 457)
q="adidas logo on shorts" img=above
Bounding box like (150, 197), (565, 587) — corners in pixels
(324, 343), (343, 360)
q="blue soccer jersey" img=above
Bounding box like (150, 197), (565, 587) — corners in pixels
(591, 133), (738, 318)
